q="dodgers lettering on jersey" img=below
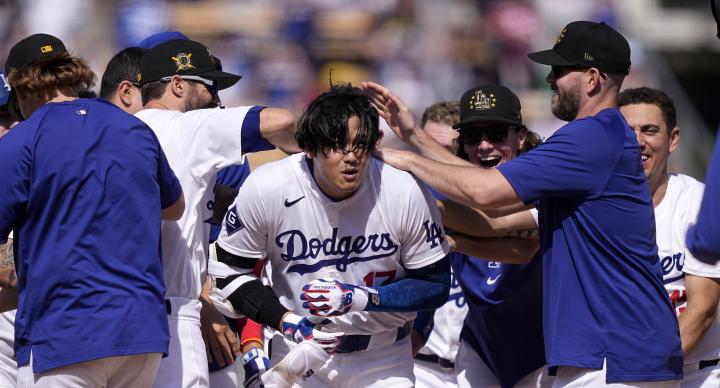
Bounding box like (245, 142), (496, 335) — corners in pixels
(217, 153), (449, 336)
(655, 174), (720, 365)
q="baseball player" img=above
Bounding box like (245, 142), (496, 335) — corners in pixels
(135, 38), (299, 388)
(208, 83), (451, 388)
(619, 87), (720, 387)
(0, 72), (18, 388)
(367, 20), (683, 386)
(408, 101), (468, 388)
(0, 33), (184, 387)
(688, 0), (720, 262)
(99, 46), (146, 114)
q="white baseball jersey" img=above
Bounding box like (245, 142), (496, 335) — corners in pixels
(418, 268), (467, 361)
(655, 173), (720, 365)
(217, 153), (449, 335)
(136, 107), (254, 300)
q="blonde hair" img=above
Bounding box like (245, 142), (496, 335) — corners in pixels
(8, 52), (96, 103)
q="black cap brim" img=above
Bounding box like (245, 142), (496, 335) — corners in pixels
(200, 70), (242, 90)
(452, 116), (520, 129)
(527, 49), (578, 67)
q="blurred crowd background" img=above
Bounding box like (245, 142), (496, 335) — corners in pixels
(0, 0), (717, 177)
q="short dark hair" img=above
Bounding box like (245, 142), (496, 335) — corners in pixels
(421, 101), (460, 128)
(297, 84), (380, 157)
(99, 47), (146, 100)
(141, 80), (168, 106)
(618, 87), (677, 131)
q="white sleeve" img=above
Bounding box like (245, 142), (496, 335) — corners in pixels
(399, 179), (450, 269)
(182, 106), (258, 178)
(216, 174), (268, 259)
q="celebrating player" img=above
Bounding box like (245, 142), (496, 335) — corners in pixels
(367, 20), (683, 386)
(135, 38), (299, 388)
(619, 87), (720, 387)
(209, 83), (451, 387)
(0, 33), (184, 387)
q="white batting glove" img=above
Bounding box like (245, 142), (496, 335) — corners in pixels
(300, 279), (371, 316)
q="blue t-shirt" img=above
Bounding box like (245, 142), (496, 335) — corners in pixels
(0, 99), (182, 372)
(687, 130), (720, 262)
(453, 252), (545, 388)
(498, 108), (682, 382)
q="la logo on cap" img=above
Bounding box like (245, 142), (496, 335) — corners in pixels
(40, 45), (53, 53)
(171, 53), (195, 72)
(469, 90), (496, 111)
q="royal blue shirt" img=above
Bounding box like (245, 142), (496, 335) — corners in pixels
(0, 99), (182, 372)
(453, 252), (545, 388)
(498, 108), (682, 382)
(687, 130), (720, 262)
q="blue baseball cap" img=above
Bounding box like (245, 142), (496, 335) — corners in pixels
(0, 72), (10, 107)
(137, 31), (189, 49)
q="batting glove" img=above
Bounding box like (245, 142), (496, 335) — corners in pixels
(300, 279), (371, 316)
(242, 348), (269, 388)
(280, 313), (343, 354)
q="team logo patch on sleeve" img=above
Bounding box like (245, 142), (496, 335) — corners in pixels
(224, 205), (244, 236)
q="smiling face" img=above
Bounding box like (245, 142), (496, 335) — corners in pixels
(459, 121), (526, 168)
(308, 116), (376, 200)
(620, 102), (679, 194)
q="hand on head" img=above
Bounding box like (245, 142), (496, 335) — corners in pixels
(361, 81), (417, 142)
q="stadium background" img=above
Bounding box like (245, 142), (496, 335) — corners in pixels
(0, 0), (717, 175)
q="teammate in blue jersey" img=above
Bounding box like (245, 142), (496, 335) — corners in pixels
(368, 20), (683, 386)
(0, 33), (184, 387)
(438, 85), (549, 388)
(687, 133), (720, 263)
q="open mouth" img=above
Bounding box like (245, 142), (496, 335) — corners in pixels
(342, 169), (359, 180)
(641, 154), (649, 164)
(479, 156), (502, 168)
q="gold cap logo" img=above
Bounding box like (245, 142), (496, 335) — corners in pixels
(171, 53), (195, 72)
(469, 90), (496, 111)
(40, 45), (53, 53)
(584, 52), (593, 61)
(555, 28), (567, 44)
(136, 73), (142, 82)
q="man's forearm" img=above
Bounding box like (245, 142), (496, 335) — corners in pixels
(441, 200), (537, 238)
(453, 234), (539, 264)
(406, 154), (520, 210)
(0, 239), (17, 289)
(679, 274), (720, 355)
(408, 128), (472, 167)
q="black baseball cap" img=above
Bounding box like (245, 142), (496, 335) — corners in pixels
(453, 85), (522, 129)
(138, 39), (240, 90)
(5, 33), (68, 74)
(528, 21), (631, 75)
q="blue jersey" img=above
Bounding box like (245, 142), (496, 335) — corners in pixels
(498, 108), (682, 382)
(453, 252), (545, 388)
(0, 99), (181, 372)
(687, 130), (720, 262)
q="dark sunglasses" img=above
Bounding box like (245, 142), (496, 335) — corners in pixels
(551, 66), (606, 80)
(460, 127), (511, 144)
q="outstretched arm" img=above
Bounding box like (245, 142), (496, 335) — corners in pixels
(259, 108), (301, 154)
(439, 199), (537, 238)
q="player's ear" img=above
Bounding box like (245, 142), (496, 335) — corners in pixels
(169, 75), (185, 98)
(668, 126), (680, 154)
(118, 81), (135, 106)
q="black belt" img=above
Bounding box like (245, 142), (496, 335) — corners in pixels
(165, 299), (172, 315)
(336, 322), (412, 353)
(414, 353), (455, 369)
(699, 358), (720, 370)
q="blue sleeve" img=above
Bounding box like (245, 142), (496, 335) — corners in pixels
(687, 131), (720, 262)
(364, 255), (451, 313)
(497, 119), (622, 204)
(241, 106), (275, 153)
(154, 137), (182, 209)
(0, 131), (31, 243)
